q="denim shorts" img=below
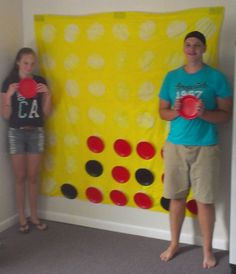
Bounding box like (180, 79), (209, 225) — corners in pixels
(8, 127), (45, 154)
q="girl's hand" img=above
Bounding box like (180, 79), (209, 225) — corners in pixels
(36, 83), (50, 95)
(7, 83), (19, 97)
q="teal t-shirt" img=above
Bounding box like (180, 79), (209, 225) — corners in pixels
(159, 64), (231, 145)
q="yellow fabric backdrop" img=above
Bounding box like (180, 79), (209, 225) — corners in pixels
(34, 7), (224, 214)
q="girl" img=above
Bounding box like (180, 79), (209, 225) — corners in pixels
(1, 47), (51, 233)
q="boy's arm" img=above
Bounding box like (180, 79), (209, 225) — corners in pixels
(159, 98), (180, 121)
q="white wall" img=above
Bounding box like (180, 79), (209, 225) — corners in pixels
(16, 0), (236, 250)
(230, 45), (236, 264)
(0, 0), (23, 231)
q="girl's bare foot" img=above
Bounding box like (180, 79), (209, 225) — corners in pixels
(203, 252), (216, 269)
(160, 244), (178, 261)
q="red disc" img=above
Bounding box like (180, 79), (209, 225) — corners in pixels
(136, 141), (155, 159)
(112, 166), (130, 183)
(186, 199), (198, 215)
(114, 139), (132, 157)
(87, 136), (104, 153)
(19, 78), (37, 98)
(134, 192), (153, 209)
(110, 190), (127, 206)
(86, 187), (103, 203)
(179, 95), (200, 120)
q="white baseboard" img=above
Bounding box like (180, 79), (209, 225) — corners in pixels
(39, 210), (228, 251)
(0, 211), (228, 251)
(0, 214), (18, 232)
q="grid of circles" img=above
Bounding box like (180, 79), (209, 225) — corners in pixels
(36, 10), (224, 217)
(60, 135), (198, 214)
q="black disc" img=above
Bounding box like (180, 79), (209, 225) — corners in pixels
(61, 184), (78, 199)
(135, 168), (154, 186)
(85, 160), (103, 177)
(160, 197), (170, 211)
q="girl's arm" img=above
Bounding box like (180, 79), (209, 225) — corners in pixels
(1, 83), (18, 119)
(37, 83), (52, 117)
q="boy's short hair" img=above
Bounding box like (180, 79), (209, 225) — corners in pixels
(184, 31), (206, 45)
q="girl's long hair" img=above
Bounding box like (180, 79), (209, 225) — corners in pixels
(7, 47), (36, 82)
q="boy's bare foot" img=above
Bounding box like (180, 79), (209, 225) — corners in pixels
(203, 252), (216, 269)
(160, 244), (178, 262)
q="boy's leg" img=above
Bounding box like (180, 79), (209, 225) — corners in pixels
(197, 201), (216, 269)
(160, 198), (186, 261)
(191, 146), (219, 268)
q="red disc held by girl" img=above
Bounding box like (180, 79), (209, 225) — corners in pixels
(179, 95), (200, 119)
(19, 78), (37, 98)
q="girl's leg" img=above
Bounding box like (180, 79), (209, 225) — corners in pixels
(11, 154), (27, 226)
(26, 153), (42, 223)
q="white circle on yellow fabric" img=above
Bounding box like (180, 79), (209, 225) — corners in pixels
(117, 81), (130, 101)
(87, 54), (105, 69)
(114, 111), (129, 128)
(137, 112), (155, 128)
(167, 21), (187, 38)
(88, 81), (106, 96)
(165, 52), (184, 69)
(139, 21), (157, 41)
(88, 107), (106, 124)
(42, 178), (57, 194)
(138, 82), (155, 101)
(64, 54), (80, 70)
(139, 51), (155, 71)
(116, 51), (128, 70)
(66, 157), (77, 174)
(112, 23), (130, 41)
(66, 106), (79, 124)
(42, 24), (56, 43)
(196, 17), (216, 38)
(64, 24), (80, 42)
(65, 80), (80, 97)
(87, 23), (105, 40)
(64, 134), (80, 147)
(42, 54), (56, 70)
